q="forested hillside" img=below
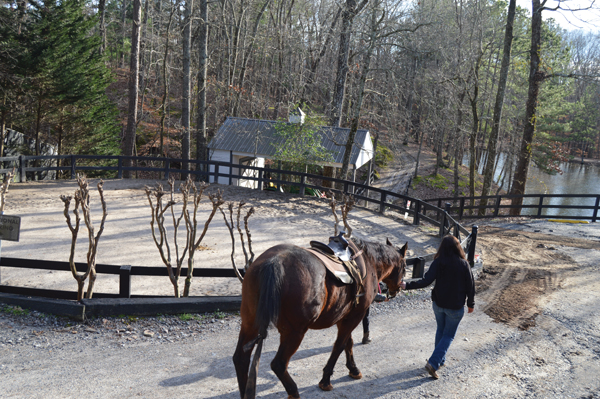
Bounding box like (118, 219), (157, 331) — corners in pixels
(1, 0), (599, 199)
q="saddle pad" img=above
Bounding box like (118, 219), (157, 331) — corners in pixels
(306, 248), (353, 284)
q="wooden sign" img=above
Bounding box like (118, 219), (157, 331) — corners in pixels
(0, 215), (21, 242)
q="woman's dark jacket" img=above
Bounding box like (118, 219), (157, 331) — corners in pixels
(405, 256), (475, 310)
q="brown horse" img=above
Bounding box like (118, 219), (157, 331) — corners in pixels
(233, 237), (407, 399)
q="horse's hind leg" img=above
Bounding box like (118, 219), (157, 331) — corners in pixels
(232, 324), (258, 398)
(344, 336), (362, 379)
(318, 324), (359, 391)
(271, 330), (306, 399)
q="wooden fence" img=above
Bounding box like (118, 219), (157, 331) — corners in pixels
(0, 223), (478, 301)
(427, 193), (600, 223)
(0, 154), (484, 315)
(0, 154), (471, 237)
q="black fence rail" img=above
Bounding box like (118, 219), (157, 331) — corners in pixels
(0, 235), (482, 299)
(427, 193), (600, 223)
(0, 257), (243, 300)
(0, 154), (470, 237)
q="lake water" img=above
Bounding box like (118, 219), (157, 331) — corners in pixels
(467, 154), (600, 219)
(521, 162), (600, 218)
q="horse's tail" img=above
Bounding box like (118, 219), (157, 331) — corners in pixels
(243, 255), (284, 399)
(255, 255), (284, 337)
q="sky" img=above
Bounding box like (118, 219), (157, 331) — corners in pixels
(516, 0), (600, 32)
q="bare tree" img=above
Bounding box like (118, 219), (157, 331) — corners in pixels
(181, 0), (193, 177)
(196, 0), (209, 167)
(123, 0), (142, 178)
(145, 177), (224, 297)
(60, 175), (108, 301)
(326, 190), (355, 237)
(0, 169), (15, 213)
(220, 202), (255, 282)
(330, 0), (369, 127)
(479, 0), (517, 215)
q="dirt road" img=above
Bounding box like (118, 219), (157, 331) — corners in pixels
(1, 181), (599, 398)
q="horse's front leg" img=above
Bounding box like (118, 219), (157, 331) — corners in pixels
(318, 324), (356, 391)
(344, 335), (362, 379)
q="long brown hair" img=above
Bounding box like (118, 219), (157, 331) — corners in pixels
(434, 235), (466, 260)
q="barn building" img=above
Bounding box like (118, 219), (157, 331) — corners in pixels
(207, 112), (374, 189)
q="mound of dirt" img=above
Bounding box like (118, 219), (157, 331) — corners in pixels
(476, 226), (597, 330)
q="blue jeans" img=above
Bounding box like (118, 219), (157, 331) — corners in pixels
(428, 301), (465, 370)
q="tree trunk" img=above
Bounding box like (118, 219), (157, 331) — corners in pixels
(159, 3), (176, 159)
(301, 7), (341, 108)
(0, 92), (6, 158)
(123, 0), (142, 178)
(196, 0), (209, 169)
(98, 0), (107, 55)
(232, 0), (272, 117)
(509, 0), (544, 215)
(339, 0), (376, 180)
(181, 0), (192, 179)
(330, 0), (368, 127)
(120, 0), (127, 68)
(453, 91), (466, 199)
(479, 0), (516, 215)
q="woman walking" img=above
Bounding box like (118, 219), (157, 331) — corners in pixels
(400, 235), (475, 379)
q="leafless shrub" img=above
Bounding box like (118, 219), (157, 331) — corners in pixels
(220, 201), (255, 283)
(326, 190), (355, 238)
(0, 168), (15, 213)
(145, 176), (224, 297)
(60, 175), (107, 301)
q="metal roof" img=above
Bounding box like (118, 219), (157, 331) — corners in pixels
(209, 117), (371, 167)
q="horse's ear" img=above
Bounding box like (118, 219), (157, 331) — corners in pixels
(399, 242), (408, 257)
(386, 237), (393, 246)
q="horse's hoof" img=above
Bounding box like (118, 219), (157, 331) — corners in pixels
(318, 381), (333, 391)
(349, 371), (363, 380)
(287, 395), (300, 399)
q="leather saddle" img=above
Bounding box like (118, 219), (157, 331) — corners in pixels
(310, 232), (352, 261)
(307, 232), (365, 293)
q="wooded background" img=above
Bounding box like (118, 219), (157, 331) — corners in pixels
(1, 0), (599, 203)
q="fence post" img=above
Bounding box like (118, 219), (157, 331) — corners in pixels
(277, 161), (282, 192)
(537, 195), (544, 217)
(379, 192), (387, 214)
(459, 197), (465, 220)
(70, 155), (76, 179)
(119, 265), (132, 298)
(467, 225), (478, 267)
(494, 195), (501, 216)
(413, 200), (421, 226)
(164, 159), (170, 180)
(593, 195), (600, 223)
(214, 163), (220, 184)
(412, 257), (425, 278)
(439, 203), (450, 238)
(117, 157), (123, 179)
(300, 174), (306, 196)
(257, 169), (264, 191)
(19, 155), (25, 182)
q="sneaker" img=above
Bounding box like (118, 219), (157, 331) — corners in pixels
(374, 293), (387, 303)
(425, 362), (439, 379)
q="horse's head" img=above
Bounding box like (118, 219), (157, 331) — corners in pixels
(382, 238), (407, 299)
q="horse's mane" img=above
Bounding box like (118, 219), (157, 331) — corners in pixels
(351, 237), (403, 265)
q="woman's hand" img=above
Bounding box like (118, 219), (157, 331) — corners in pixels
(400, 282), (406, 290)
(467, 307), (474, 313)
